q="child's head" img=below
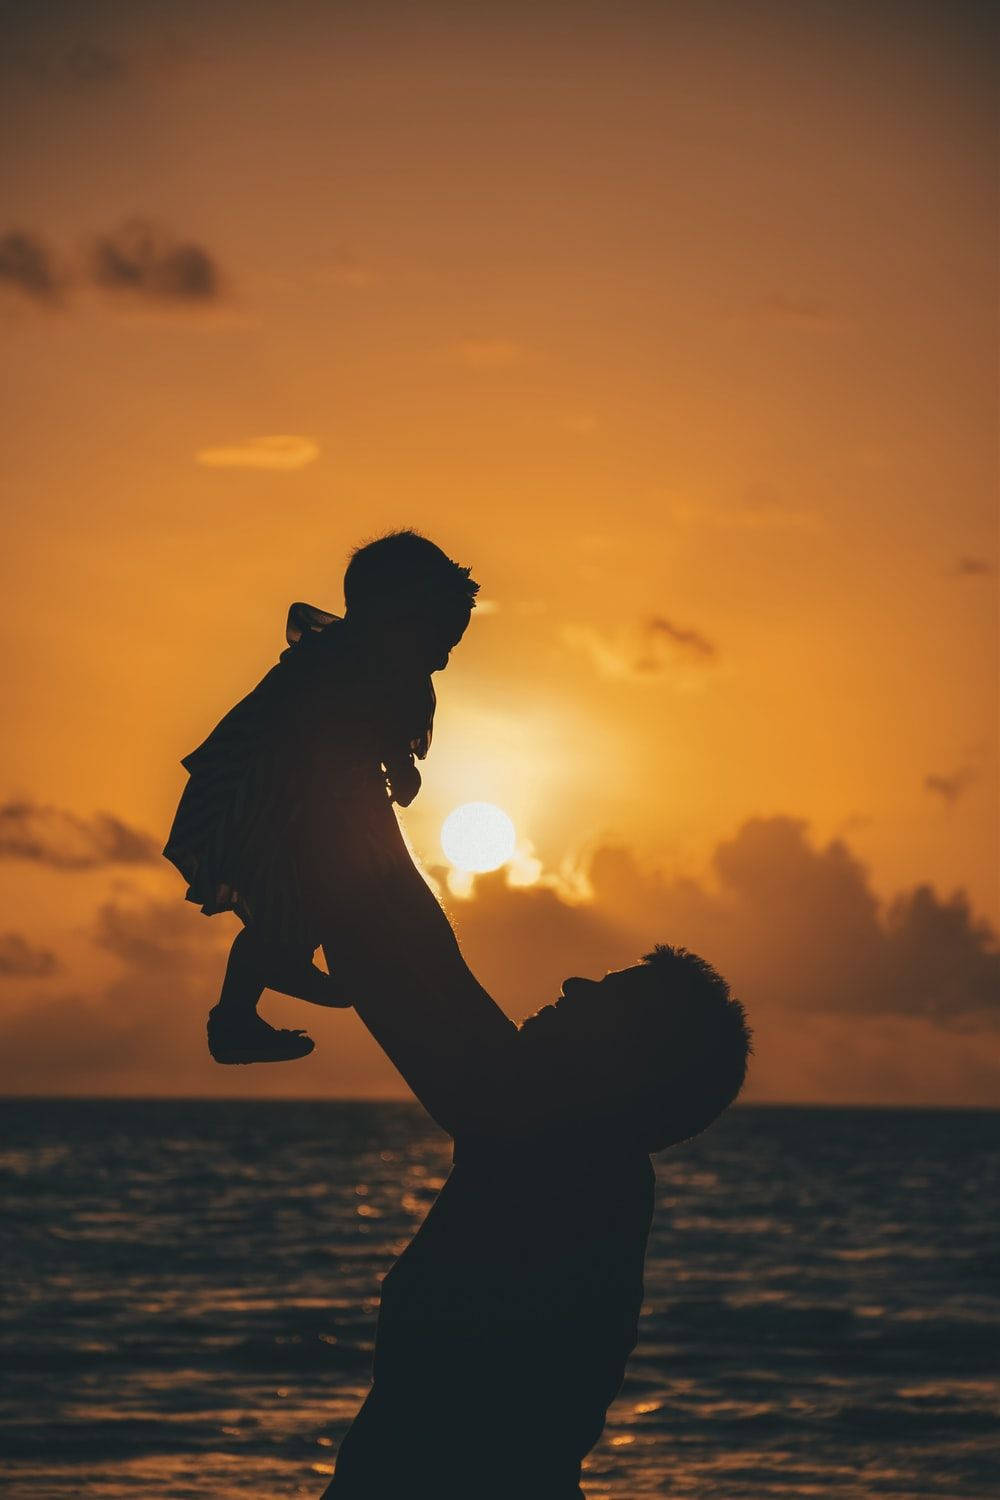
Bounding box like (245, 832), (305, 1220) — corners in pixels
(344, 531), (479, 670)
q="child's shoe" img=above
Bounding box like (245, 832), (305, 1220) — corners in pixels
(207, 1006), (315, 1065)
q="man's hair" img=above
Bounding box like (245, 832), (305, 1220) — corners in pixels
(634, 944), (751, 1151)
(344, 530), (479, 618)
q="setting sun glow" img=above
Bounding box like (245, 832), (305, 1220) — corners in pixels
(441, 802), (517, 873)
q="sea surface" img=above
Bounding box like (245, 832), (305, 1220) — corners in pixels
(1, 1101), (998, 1498)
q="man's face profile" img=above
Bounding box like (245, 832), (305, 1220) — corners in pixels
(520, 965), (673, 1117)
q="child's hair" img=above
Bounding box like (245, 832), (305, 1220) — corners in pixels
(344, 530), (479, 621)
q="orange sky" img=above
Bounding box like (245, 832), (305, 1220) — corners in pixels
(1, 0), (996, 1104)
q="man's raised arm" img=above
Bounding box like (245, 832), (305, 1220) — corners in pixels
(325, 863), (519, 1138)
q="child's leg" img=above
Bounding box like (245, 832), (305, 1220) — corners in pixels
(216, 927), (268, 1017)
(215, 928), (346, 1010)
(208, 928), (315, 1065)
(263, 947), (348, 1007)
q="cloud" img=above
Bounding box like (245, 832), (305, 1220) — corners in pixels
(0, 814), (995, 1103)
(0, 893), (236, 1091)
(954, 556), (993, 577)
(452, 338), (525, 369)
(196, 435), (320, 471)
(880, 883), (999, 1028)
(644, 616), (716, 660)
(0, 991), (148, 1087)
(55, 41), (127, 86)
(0, 230), (62, 302)
(563, 615), (719, 686)
(696, 817), (999, 1026)
(2, 35), (127, 90)
(1, 221), (224, 309)
(3, 30), (192, 92)
(93, 892), (225, 972)
(92, 220), (220, 301)
(0, 890), (397, 1096)
(453, 815), (1000, 1034)
(0, 932), (57, 978)
(925, 768), (977, 805)
(444, 870), (636, 1017)
(599, 822), (995, 1032)
(0, 801), (160, 869)
(561, 626), (632, 680)
(0, 894), (236, 1090)
(445, 817), (1000, 1105)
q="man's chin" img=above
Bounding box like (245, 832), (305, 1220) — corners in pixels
(519, 1003), (560, 1038)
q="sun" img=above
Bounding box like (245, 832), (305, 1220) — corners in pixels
(441, 801), (517, 873)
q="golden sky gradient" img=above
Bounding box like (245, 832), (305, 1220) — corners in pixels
(1, 0), (996, 1104)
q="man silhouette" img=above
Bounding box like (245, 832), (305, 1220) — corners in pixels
(321, 853), (750, 1498)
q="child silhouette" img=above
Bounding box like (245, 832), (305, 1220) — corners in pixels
(163, 531), (478, 1063)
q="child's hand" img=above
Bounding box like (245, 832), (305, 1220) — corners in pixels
(387, 756), (421, 808)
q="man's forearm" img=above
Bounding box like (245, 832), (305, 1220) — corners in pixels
(327, 866), (519, 1136)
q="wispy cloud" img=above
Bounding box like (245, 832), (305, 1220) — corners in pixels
(0, 230), (62, 302)
(92, 220), (219, 301)
(1, 220), (225, 308)
(196, 435), (320, 470)
(925, 768), (977, 805)
(0, 932), (57, 977)
(3, 32), (192, 92)
(954, 556), (993, 577)
(2, 35), (125, 90)
(563, 614), (719, 686)
(644, 616), (716, 660)
(47, 40), (127, 87)
(0, 802), (159, 869)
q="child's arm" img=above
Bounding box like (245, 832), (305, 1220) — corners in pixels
(325, 863), (520, 1139)
(384, 752), (421, 808)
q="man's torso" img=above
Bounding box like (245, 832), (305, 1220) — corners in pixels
(327, 1136), (655, 1498)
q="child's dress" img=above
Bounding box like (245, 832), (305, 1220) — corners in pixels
(163, 603), (434, 954)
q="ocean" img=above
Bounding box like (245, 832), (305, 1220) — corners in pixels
(1, 1100), (998, 1498)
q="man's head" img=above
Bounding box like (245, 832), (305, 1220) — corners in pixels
(519, 945), (751, 1150)
(344, 530), (479, 672)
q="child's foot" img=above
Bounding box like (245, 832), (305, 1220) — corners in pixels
(207, 1006), (315, 1065)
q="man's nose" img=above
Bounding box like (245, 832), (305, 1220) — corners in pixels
(561, 976), (599, 1001)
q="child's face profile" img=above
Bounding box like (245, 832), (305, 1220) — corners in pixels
(379, 609), (469, 674)
(423, 612), (469, 672)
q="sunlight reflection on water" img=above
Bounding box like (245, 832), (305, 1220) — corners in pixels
(2, 1100), (998, 1498)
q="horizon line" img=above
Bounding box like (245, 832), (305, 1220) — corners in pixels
(1, 1095), (997, 1113)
